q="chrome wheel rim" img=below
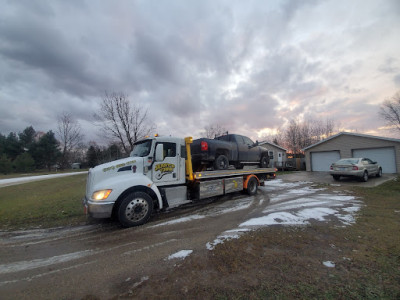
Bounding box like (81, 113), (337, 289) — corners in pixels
(125, 198), (149, 221)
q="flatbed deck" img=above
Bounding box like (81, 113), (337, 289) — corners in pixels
(193, 167), (276, 180)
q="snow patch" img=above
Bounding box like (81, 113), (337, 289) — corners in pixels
(323, 261), (335, 268)
(240, 212), (308, 227)
(151, 215), (205, 227)
(167, 250), (193, 260)
(206, 233), (240, 250)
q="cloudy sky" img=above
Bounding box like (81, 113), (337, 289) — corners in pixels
(1, 0), (399, 144)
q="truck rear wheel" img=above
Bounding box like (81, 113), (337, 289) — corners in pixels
(214, 155), (229, 170)
(118, 192), (153, 227)
(245, 176), (258, 195)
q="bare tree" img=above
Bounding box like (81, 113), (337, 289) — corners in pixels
(202, 124), (228, 138)
(57, 112), (84, 169)
(380, 91), (400, 134)
(95, 92), (156, 154)
(284, 118), (337, 153)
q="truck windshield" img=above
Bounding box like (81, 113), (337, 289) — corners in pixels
(130, 140), (152, 157)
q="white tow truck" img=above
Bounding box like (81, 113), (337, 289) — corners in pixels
(83, 135), (276, 227)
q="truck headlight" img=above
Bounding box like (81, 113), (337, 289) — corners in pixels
(92, 189), (112, 201)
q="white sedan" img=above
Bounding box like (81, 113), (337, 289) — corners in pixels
(329, 158), (382, 182)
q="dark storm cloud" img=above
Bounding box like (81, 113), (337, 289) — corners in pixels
(0, 0), (399, 141)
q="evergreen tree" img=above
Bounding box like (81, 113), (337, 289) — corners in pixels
(31, 131), (61, 170)
(19, 126), (36, 151)
(0, 133), (6, 155)
(87, 145), (99, 168)
(5, 132), (23, 160)
(0, 154), (12, 174)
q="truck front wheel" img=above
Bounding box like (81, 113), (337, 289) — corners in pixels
(118, 192), (153, 227)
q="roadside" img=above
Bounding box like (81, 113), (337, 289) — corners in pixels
(0, 171), (87, 188)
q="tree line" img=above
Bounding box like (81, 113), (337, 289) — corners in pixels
(1, 90), (399, 174)
(0, 93), (154, 175)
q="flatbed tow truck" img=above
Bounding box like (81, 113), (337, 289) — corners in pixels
(84, 136), (276, 227)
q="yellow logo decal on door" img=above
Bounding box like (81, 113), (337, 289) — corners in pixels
(155, 163), (175, 179)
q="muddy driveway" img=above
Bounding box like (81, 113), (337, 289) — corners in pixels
(0, 178), (361, 299)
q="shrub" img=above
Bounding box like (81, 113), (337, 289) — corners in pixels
(0, 154), (12, 174)
(13, 152), (35, 172)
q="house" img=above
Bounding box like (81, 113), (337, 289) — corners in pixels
(259, 141), (287, 169)
(303, 132), (400, 174)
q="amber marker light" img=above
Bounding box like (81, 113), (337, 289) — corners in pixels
(92, 189), (112, 200)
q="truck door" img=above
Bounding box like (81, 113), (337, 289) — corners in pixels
(152, 142), (181, 185)
(234, 135), (249, 161)
(242, 136), (260, 162)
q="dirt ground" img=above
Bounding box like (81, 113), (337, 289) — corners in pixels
(1, 175), (399, 299)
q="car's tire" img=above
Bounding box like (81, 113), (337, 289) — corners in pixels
(245, 176), (258, 195)
(117, 192), (153, 227)
(332, 175), (341, 181)
(361, 171), (369, 182)
(376, 168), (382, 178)
(260, 154), (270, 168)
(214, 155), (229, 170)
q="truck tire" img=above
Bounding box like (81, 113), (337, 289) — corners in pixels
(260, 154), (269, 168)
(117, 192), (153, 227)
(214, 155), (229, 170)
(245, 176), (258, 195)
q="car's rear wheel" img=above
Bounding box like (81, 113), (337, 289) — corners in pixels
(361, 171), (369, 182)
(332, 175), (341, 181)
(376, 168), (382, 178)
(214, 155), (229, 170)
(260, 154), (269, 168)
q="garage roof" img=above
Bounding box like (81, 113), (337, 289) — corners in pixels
(303, 132), (400, 151)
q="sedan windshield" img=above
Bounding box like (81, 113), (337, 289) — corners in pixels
(335, 158), (359, 165)
(130, 140), (152, 157)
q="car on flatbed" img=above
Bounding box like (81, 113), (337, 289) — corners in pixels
(329, 158), (382, 182)
(191, 134), (270, 171)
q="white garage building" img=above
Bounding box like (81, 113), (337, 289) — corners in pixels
(303, 132), (400, 174)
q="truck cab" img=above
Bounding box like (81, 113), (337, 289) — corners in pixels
(84, 136), (188, 226)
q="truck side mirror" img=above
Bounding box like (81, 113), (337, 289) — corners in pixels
(155, 144), (164, 162)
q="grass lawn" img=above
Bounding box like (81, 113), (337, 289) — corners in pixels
(0, 174), (87, 230)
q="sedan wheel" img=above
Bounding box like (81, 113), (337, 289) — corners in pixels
(361, 171), (369, 182)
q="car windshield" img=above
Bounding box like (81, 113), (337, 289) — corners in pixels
(335, 158), (359, 165)
(130, 140), (152, 157)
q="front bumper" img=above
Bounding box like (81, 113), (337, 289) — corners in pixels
(83, 196), (115, 218)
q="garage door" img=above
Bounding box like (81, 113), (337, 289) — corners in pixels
(311, 151), (340, 171)
(353, 147), (396, 173)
